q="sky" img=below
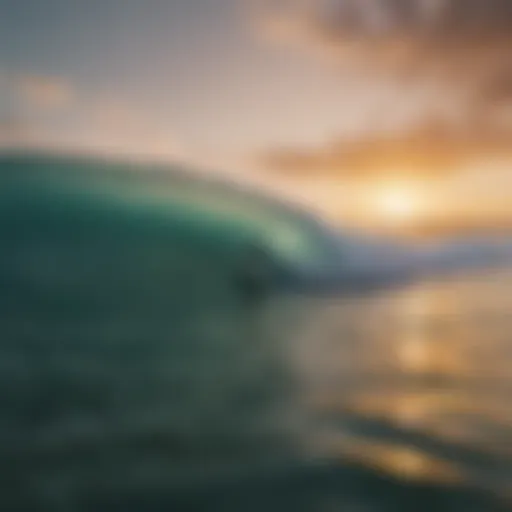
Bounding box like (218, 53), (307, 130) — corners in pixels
(2, 0), (512, 234)
(0, 0), (350, 165)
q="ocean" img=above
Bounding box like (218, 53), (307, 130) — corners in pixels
(283, 267), (512, 511)
(1, 155), (511, 510)
(3, 265), (512, 511)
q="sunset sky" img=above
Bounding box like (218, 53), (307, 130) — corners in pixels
(2, 0), (512, 234)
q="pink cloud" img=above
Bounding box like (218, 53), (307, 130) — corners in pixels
(17, 75), (75, 111)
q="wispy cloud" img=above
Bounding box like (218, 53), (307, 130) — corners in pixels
(258, 119), (512, 178)
(0, 74), (184, 163)
(0, 71), (75, 146)
(0, 119), (31, 148)
(1, 72), (75, 111)
(75, 98), (183, 161)
(251, 1), (512, 176)
(253, 1), (512, 110)
(253, 1), (512, 79)
(17, 74), (74, 111)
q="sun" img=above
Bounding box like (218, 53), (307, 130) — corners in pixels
(373, 183), (423, 222)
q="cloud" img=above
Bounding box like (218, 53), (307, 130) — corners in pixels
(0, 72), (76, 148)
(251, 1), (512, 177)
(258, 118), (512, 178)
(253, 1), (512, 105)
(0, 119), (31, 148)
(254, 2), (512, 58)
(78, 99), (182, 161)
(0, 76), (183, 162)
(17, 74), (75, 111)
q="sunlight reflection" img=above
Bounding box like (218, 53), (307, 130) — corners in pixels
(395, 287), (433, 375)
(329, 437), (462, 484)
(308, 272), (512, 494)
(394, 284), (467, 377)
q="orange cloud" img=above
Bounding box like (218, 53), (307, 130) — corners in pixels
(17, 75), (74, 111)
(0, 72), (75, 148)
(251, 1), (512, 178)
(258, 118), (512, 178)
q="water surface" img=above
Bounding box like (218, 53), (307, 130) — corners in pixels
(286, 267), (512, 510)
